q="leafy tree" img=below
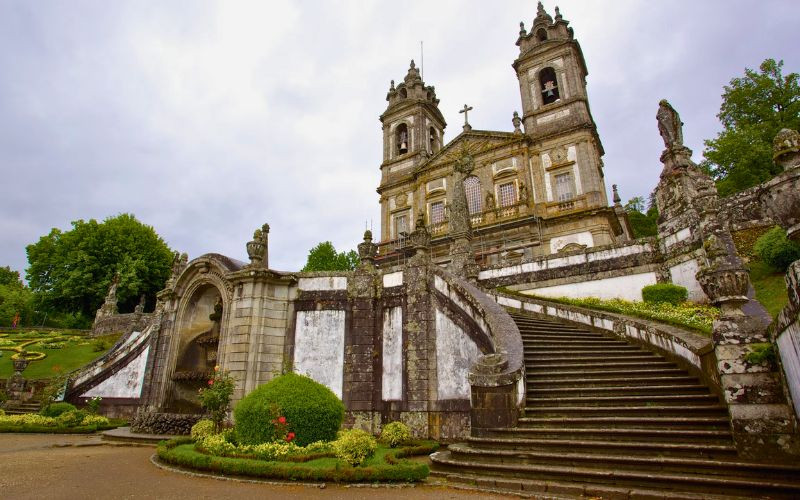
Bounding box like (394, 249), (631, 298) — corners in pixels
(301, 241), (359, 272)
(702, 59), (800, 196)
(0, 269), (34, 327)
(625, 197), (658, 239)
(26, 214), (173, 319)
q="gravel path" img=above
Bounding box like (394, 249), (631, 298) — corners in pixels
(0, 434), (503, 499)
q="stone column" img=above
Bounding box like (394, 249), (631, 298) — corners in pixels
(401, 218), (436, 437)
(343, 230), (381, 433)
(694, 164), (800, 459)
(448, 150), (479, 280)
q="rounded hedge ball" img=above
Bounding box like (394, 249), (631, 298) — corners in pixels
(234, 373), (345, 447)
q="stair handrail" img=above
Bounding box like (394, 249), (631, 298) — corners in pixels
(429, 267), (526, 427)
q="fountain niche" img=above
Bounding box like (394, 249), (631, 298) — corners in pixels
(167, 285), (222, 413)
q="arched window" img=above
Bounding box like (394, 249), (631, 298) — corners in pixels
(539, 67), (560, 105)
(536, 28), (547, 42)
(396, 123), (409, 155)
(429, 127), (439, 153)
(464, 176), (482, 215)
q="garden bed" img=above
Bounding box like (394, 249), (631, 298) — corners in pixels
(157, 437), (436, 482)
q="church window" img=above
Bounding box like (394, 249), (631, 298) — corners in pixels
(498, 182), (518, 207)
(539, 67), (560, 105)
(536, 28), (547, 42)
(396, 123), (409, 155)
(464, 176), (482, 214)
(429, 127), (439, 153)
(555, 173), (574, 201)
(429, 201), (446, 225)
(393, 212), (409, 238)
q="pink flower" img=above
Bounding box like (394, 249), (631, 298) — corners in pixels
(285, 432), (295, 442)
(278, 416), (286, 424)
(208, 379), (214, 386)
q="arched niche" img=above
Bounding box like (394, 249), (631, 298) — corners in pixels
(167, 283), (224, 413)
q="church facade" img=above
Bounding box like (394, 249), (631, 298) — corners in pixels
(376, 4), (630, 269)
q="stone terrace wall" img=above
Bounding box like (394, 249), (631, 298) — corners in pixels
(775, 261), (800, 419)
(92, 312), (153, 337)
(477, 240), (662, 301)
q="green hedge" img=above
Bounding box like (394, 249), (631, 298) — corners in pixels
(0, 423), (117, 434)
(234, 373), (344, 447)
(641, 283), (688, 305)
(754, 226), (800, 272)
(157, 441), (430, 482)
(40, 402), (77, 417)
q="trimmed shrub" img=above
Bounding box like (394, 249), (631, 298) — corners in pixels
(754, 226), (800, 272)
(380, 422), (411, 448)
(57, 410), (88, 426)
(641, 283), (688, 306)
(333, 429), (377, 466)
(81, 415), (110, 427)
(41, 402), (77, 417)
(191, 419), (216, 440)
(234, 373), (344, 447)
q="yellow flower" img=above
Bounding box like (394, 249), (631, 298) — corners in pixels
(214, 365), (220, 372)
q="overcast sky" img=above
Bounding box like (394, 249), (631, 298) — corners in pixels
(1, 0), (798, 276)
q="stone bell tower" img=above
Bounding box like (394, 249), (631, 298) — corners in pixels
(379, 60), (447, 173)
(513, 2), (609, 216)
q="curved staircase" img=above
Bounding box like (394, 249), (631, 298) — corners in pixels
(431, 311), (800, 499)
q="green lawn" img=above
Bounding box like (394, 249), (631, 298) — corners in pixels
(749, 259), (789, 318)
(0, 333), (120, 379)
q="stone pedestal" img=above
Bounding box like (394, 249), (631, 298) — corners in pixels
(468, 353), (519, 436)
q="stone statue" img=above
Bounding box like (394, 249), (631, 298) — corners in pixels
(246, 223), (270, 268)
(519, 182), (528, 202)
(657, 99), (684, 149)
(512, 111), (522, 134)
(134, 294), (146, 314)
(107, 272), (119, 302)
(485, 192), (496, 210)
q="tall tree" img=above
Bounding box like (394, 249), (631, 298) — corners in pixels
(702, 59), (800, 196)
(26, 214), (173, 318)
(301, 242), (359, 272)
(625, 197), (658, 239)
(0, 266), (33, 326)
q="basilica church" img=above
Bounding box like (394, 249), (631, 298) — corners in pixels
(375, 3), (631, 268)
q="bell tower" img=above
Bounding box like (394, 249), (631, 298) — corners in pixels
(379, 60), (446, 173)
(513, 2), (609, 212)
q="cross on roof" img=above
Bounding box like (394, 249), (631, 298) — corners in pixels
(459, 104), (473, 132)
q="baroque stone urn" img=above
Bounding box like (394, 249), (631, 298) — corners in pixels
(762, 128), (800, 242)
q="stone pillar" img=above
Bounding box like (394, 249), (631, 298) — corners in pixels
(448, 150), (479, 280)
(693, 164), (800, 460)
(343, 241), (381, 433)
(762, 128), (800, 242)
(468, 353), (519, 436)
(401, 219), (436, 437)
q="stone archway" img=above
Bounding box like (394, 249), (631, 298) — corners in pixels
(165, 284), (223, 413)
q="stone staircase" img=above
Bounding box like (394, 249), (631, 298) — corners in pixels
(3, 401), (41, 415)
(431, 311), (800, 499)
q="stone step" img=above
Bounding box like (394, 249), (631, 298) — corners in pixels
(445, 444), (800, 483)
(527, 384), (711, 397)
(465, 435), (737, 457)
(431, 451), (800, 498)
(526, 366), (688, 377)
(431, 470), (749, 500)
(531, 374), (700, 387)
(518, 327), (596, 336)
(524, 404), (729, 418)
(481, 426), (733, 445)
(518, 416), (731, 430)
(520, 335), (616, 343)
(526, 351), (656, 361)
(522, 339), (635, 348)
(526, 394), (721, 407)
(525, 360), (677, 371)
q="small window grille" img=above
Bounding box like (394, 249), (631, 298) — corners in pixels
(429, 201), (446, 225)
(464, 177), (482, 214)
(555, 173), (574, 201)
(394, 213), (408, 238)
(498, 182), (517, 207)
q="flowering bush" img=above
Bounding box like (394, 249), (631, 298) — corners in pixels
(333, 429), (377, 466)
(81, 415), (110, 427)
(380, 421), (411, 448)
(195, 433), (334, 461)
(0, 413), (58, 426)
(197, 366), (236, 432)
(191, 419), (216, 440)
(56, 410), (88, 426)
